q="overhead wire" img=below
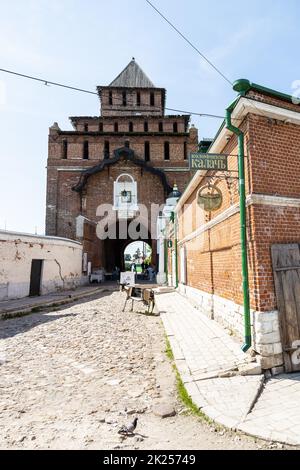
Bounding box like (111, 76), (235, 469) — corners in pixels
(0, 67), (228, 120)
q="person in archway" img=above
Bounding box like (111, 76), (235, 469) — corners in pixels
(131, 262), (137, 273)
(147, 264), (156, 282)
(112, 266), (120, 281)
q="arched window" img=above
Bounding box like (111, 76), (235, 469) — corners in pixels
(113, 173), (139, 219)
(164, 141), (170, 160)
(83, 141), (89, 160)
(104, 141), (110, 159)
(150, 92), (155, 106)
(62, 140), (68, 159)
(145, 141), (150, 162)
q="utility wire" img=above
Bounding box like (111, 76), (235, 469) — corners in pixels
(145, 1), (259, 121)
(145, 0), (233, 86)
(0, 67), (227, 119)
(0, 68), (98, 95)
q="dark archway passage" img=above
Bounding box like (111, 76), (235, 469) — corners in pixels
(101, 220), (156, 272)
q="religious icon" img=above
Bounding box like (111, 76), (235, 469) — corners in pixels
(121, 190), (132, 203)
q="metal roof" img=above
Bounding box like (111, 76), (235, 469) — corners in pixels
(109, 58), (155, 88)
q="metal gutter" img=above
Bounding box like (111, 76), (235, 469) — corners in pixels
(226, 90), (251, 353)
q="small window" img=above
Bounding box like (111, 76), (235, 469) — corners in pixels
(129, 122), (133, 132)
(150, 92), (155, 106)
(125, 140), (130, 148)
(145, 141), (150, 162)
(99, 122), (103, 132)
(114, 122), (119, 132)
(164, 141), (170, 160)
(137, 91), (141, 106)
(62, 140), (68, 159)
(83, 141), (89, 160)
(84, 123), (88, 132)
(144, 121), (148, 132)
(122, 91), (127, 107)
(104, 141), (110, 159)
(184, 142), (187, 160)
(173, 122), (178, 133)
(159, 122), (163, 132)
(109, 91), (113, 105)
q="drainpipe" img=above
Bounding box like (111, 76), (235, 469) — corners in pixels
(171, 211), (179, 289)
(225, 92), (251, 352)
(164, 238), (168, 281)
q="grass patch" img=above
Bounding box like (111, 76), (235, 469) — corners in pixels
(165, 336), (174, 361)
(175, 368), (216, 424)
(164, 335), (221, 428)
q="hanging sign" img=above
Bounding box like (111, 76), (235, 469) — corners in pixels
(197, 184), (223, 212)
(190, 153), (228, 171)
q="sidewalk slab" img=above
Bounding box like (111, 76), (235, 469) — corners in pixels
(195, 375), (264, 428)
(155, 292), (265, 431)
(238, 373), (300, 445)
(156, 291), (300, 446)
(156, 292), (252, 377)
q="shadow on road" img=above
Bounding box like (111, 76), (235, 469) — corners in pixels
(0, 288), (116, 340)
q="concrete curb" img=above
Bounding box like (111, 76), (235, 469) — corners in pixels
(0, 286), (115, 320)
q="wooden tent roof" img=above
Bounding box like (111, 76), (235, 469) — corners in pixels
(109, 58), (155, 88)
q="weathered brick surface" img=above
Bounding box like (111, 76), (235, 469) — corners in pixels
(169, 98), (300, 316)
(46, 72), (198, 269)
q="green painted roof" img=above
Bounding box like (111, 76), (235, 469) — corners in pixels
(233, 78), (298, 105)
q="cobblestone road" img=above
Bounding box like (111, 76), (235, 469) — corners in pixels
(0, 290), (273, 450)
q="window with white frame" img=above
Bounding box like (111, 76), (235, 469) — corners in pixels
(113, 174), (138, 219)
(180, 246), (187, 285)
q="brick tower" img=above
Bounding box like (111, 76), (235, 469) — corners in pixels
(46, 59), (198, 271)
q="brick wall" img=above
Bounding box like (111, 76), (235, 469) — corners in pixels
(175, 103), (300, 312)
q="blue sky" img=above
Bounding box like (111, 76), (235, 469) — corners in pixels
(1, 0), (300, 234)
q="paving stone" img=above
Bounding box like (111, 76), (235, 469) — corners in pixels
(152, 404), (176, 418)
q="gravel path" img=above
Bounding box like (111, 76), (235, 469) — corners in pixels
(0, 290), (275, 450)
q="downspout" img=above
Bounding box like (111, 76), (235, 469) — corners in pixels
(164, 238), (168, 282)
(171, 210), (179, 289)
(225, 93), (251, 352)
(175, 218), (179, 289)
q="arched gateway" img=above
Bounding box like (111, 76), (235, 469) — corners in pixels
(45, 59), (198, 274)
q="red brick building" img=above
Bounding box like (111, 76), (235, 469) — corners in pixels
(166, 80), (300, 372)
(46, 59), (198, 271)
